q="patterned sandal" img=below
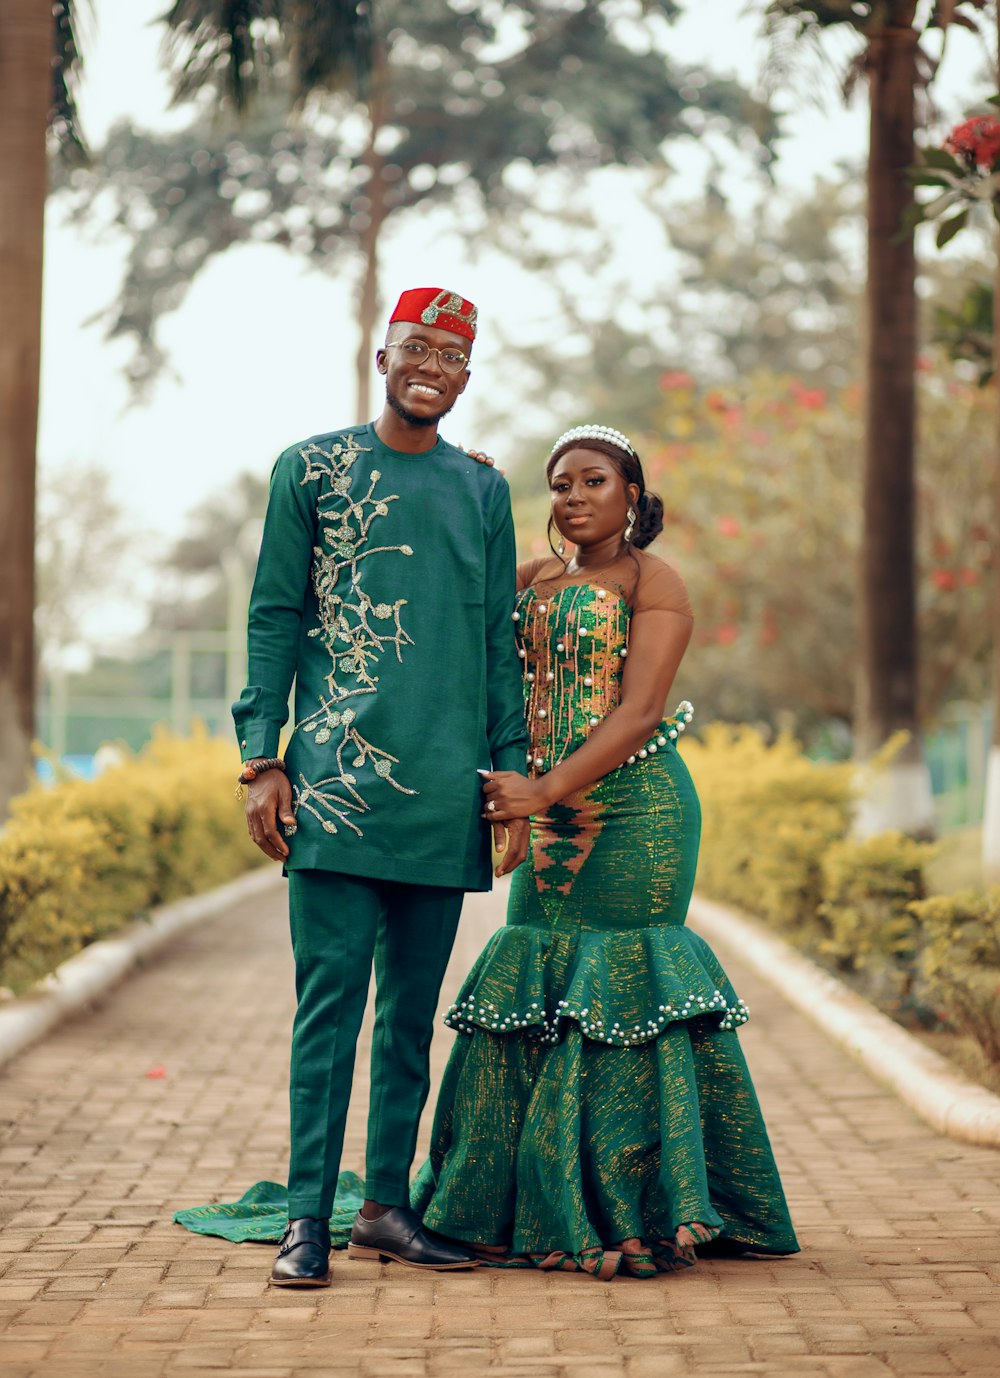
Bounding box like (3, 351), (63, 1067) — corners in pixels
(615, 1239), (658, 1279)
(469, 1245), (531, 1269)
(531, 1248), (622, 1281)
(654, 1221), (721, 1272)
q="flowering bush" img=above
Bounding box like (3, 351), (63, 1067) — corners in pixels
(945, 115), (1000, 173)
(911, 101), (1000, 247)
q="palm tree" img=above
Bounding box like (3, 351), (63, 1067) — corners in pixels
(765, 0), (986, 835)
(0, 1), (86, 817)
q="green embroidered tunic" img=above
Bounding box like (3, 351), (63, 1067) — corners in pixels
(233, 423), (528, 890)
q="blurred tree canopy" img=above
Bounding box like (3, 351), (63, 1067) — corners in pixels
(57, 0), (776, 409)
(478, 172), (992, 464)
(510, 366), (993, 737)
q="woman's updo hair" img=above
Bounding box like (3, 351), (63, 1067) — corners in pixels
(546, 432), (664, 550)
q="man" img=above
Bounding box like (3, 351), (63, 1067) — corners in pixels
(235, 287), (530, 1286)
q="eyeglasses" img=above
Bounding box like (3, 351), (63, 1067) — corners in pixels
(384, 338), (470, 374)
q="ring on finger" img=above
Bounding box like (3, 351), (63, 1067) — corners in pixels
(486, 800), (497, 812)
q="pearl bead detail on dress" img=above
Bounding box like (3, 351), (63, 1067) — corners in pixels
(556, 642), (565, 652)
(511, 611), (520, 621)
(546, 671), (554, 682)
(526, 672), (535, 682)
(538, 604), (547, 613)
(589, 716), (599, 726)
(537, 708), (547, 718)
(583, 676), (593, 686)
(619, 647), (627, 658)
(534, 756), (544, 768)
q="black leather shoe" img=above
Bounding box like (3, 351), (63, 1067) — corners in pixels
(270, 1217), (332, 1287)
(347, 1206), (478, 1270)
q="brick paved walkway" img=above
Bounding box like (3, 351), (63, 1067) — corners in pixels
(1, 876), (999, 1378)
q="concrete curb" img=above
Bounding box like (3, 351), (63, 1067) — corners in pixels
(0, 867), (284, 1073)
(689, 893), (1000, 1149)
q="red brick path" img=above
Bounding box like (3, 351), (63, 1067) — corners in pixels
(1, 878), (999, 1376)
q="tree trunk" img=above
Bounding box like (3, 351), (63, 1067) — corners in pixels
(853, 22), (935, 837)
(353, 41), (388, 426)
(0, 0), (50, 816)
(981, 17), (1000, 882)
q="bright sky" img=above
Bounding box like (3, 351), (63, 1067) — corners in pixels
(39, 0), (990, 647)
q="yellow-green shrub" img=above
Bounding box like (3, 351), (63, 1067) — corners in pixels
(683, 724), (853, 937)
(910, 888), (1000, 1065)
(0, 727), (265, 992)
(818, 832), (935, 999)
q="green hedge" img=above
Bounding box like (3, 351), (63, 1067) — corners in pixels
(685, 725), (999, 1071)
(0, 729), (265, 993)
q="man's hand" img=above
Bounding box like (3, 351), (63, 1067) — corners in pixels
(493, 817), (530, 876)
(245, 769), (296, 861)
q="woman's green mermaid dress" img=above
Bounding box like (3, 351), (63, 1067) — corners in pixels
(410, 581), (799, 1269)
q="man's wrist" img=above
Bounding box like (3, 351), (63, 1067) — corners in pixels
(238, 756), (286, 785)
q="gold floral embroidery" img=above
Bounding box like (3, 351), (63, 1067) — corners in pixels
(292, 432), (417, 837)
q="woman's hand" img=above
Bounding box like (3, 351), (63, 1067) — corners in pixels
(480, 771), (550, 821)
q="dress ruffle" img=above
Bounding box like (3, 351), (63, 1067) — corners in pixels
(444, 922), (749, 1048)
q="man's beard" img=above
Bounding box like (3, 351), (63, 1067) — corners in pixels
(385, 383), (456, 429)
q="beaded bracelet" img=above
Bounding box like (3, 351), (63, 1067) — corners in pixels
(235, 756), (286, 799)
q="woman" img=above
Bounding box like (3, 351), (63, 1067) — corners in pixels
(410, 423), (799, 1279)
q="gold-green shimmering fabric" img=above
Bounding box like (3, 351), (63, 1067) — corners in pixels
(414, 584), (799, 1263)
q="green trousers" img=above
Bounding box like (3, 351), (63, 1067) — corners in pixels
(286, 869), (464, 1219)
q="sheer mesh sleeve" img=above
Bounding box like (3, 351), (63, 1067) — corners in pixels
(632, 555), (693, 619)
(516, 556), (561, 591)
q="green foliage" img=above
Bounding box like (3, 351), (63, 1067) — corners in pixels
(683, 724), (854, 934)
(58, 0), (775, 390)
(161, 0), (374, 112)
(818, 832), (934, 989)
(0, 729), (265, 993)
(50, 1), (90, 162)
(910, 888), (1000, 1063)
(933, 280), (993, 384)
(682, 727), (1000, 1065)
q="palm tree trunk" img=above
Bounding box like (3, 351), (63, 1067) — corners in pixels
(853, 20), (935, 836)
(0, 0), (50, 816)
(353, 41), (388, 425)
(981, 16), (1000, 882)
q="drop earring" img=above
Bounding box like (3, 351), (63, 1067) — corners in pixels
(624, 507), (637, 542)
(557, 535), (566, 556)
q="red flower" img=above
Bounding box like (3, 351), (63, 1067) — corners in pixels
(789, 380), (827, 410)
(660, 370), (694, 391)
(945, 115), (1000, 171)
(932, 569), (957, 591)
(717, 516), (741, 538)
(715, 623), (740, 645)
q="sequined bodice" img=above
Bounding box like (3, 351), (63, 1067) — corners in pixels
(514, 583), (631, 775)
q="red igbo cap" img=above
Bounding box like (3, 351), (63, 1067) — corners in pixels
(389, 287), (477, 342)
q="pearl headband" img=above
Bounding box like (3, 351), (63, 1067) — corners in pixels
(550, 423), (636, 457)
